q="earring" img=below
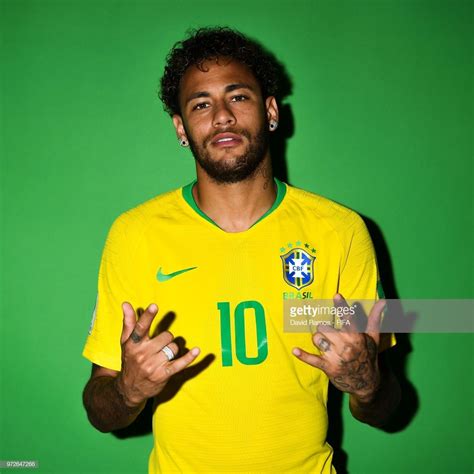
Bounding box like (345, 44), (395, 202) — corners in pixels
(269, 120), (278, 131)
(179, 137), (188, 147)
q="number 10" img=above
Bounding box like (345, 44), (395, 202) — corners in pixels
(217, 300), (268, 366)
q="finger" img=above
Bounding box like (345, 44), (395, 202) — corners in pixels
(315, 324), (352, 354)
(129, 303), (158, 344)
(149, 330), (174, 351)
(334, 293), (349, 308)
(366, 299), (385, 345)
(333, 293), (357, 333)
(121, 302), (137, 344)
(156, 342), (179, 363)
(292, 347), (327, 371)
(312, 334), (333, 353)
(165, 347), (201, 376)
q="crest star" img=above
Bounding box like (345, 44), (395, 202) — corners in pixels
(305, 243), (310, 248)
(280, 247), (286, 252)
(311, 248), (316, 253)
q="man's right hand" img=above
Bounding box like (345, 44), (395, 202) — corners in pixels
(116, 302), (200, 408)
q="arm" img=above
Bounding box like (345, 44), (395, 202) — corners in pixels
(83, 365), (145, 433)
(293, 296), (400, 428)
(349, 354), (401, 428)
(83, 302), (200, 433)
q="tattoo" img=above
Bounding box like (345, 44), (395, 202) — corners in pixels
(259, 163), (271, 190)
(130, 331), (142, 344)
(318, 338), (331, 352)
(366, 337), (377, 359)
(356, 361), (368, 374)
(349, 364), (401, 428)
(333, 376), (351, 389)
(330, 336), (379, 396)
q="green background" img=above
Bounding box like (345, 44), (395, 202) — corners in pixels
(1, 0), (472, 473)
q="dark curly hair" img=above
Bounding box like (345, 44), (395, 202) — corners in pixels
(159, 26), (281, 116)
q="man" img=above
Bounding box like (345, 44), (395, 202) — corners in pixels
(82, 27), (400, 473)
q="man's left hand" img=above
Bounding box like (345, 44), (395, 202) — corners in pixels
(292, 294), (385, 403)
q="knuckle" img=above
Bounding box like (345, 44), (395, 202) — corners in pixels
(135, 352), (145, 365)
(342, 344), (355, 357)
(150, 370), (165, 383)
(183, 351), (194, 364)
(134, 321), (145, 331)
(143, 363), (154, 377)
(155, 365), (173, 379)
(298, 350), (308, 360)
(180, 353), (194, 368)
(319, 360), (329, 371)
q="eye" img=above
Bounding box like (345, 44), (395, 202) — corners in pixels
(231, 94), (249, 102)
(192, 102), (209, 111)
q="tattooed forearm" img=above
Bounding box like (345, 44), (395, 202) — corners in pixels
(294, 295), (399, 428)
(349, 361), (401, 428)
(328, 336), (380, 398)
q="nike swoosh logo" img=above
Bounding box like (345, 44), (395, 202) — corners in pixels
(156, 266), (197, 282)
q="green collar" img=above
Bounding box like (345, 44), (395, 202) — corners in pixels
(182, 178), (287, 229)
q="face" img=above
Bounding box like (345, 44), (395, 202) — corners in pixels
(173, 58), (278, 184)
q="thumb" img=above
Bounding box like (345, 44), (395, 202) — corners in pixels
(121, 302), (137, 344)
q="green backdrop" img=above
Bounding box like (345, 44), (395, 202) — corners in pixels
(1, 0), (472, 473)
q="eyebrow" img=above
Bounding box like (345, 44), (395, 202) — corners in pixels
(185, 83), (256, 104)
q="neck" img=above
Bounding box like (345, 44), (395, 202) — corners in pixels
(193, 157), (276, 233)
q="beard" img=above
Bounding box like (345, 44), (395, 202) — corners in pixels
(186, 124), (269, 184)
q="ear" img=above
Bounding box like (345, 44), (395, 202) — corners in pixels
(172, 114), (188, 141)
(265, 96), (279, 124)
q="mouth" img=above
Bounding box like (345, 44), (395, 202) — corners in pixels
(210, 132), (244, 148)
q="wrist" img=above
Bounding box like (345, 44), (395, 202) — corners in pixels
(114, 375), (145, 411)
(352, 389), (377, 406)
(352, 378), (381, 405)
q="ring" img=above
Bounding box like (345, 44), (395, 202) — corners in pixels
(318, 338), (330, 352)
(161, 345), (175, 361)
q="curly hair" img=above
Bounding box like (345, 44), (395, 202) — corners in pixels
(159, 26), (281, 116)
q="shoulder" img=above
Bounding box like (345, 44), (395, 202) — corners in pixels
(104, 187), (183, 246)
(284, 183), (366, 235)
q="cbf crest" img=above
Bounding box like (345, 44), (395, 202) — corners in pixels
(280, 243), (316, 290)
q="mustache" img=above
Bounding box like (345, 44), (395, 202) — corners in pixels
(204, 128), (251, 146)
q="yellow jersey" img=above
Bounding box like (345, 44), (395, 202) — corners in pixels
(83, 179), (383, 473)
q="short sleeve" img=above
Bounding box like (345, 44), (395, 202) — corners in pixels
(82, 214), (139, 371)
(338, 213), (378, 301)
(338, 212), (395, 352)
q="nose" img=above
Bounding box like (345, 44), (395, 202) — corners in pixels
(212, 100), (236, 128)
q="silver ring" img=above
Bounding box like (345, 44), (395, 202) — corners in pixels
(161, 345), (175, 361)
